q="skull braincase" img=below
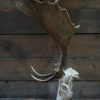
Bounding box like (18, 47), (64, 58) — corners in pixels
(56, 68), (79, 100)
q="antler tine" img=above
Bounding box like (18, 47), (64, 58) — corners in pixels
(31, 65), (53, 77)
(30, 46), (63, 82)
(31, 73), (55, 82)
(48, 0), (78, 31)
(34, 0), (44, 3)
(48, 0), (80, 30)
(48, 0), (59, 4)
(75, 25), (80, 29)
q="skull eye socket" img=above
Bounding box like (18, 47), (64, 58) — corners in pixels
(65, 81), (68, 85)
(61, 85), (67, 91)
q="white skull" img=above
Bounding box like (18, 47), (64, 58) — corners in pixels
(56, 67), (79, 100)
(63, 67), (79, 79)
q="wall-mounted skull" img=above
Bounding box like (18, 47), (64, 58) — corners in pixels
(56, 67), (79, 100)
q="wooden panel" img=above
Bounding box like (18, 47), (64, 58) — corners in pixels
(70, 9), (100, 33)
(0, 11), (46, 34)
(0, 0), (100, 10)
(60, 0), (100, 9)
(0, 81), (58, 98)
(0, 35), (99, 58)
(0, 58), (99, 80)
(0, 58), (57, 80)
(0, 81), (99, 99)
(73, 82), (100, 99)
(0, 35), (99, 80)
(0, 35), (59, 58)
(0, 9), (100, 33)
(79, 0), (100, 8)
(69, 35), (100, 57)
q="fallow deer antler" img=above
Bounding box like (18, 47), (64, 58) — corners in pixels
(17, 0), (80, 82)
(30, 0), (80, 82)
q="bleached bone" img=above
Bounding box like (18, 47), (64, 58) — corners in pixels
(31, 66), (53, 77)
(56, 67), (79, 100)
(31, 73), (55, 82)
(48, 0), (59, 4)
(34, 0), (44, 3)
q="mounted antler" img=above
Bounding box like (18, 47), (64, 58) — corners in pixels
(16, 0), (80, 81)
(0, 0), (80, 82)
(56, 68), (79, 100)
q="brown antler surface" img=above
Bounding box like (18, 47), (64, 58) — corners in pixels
(16, 0), (80, 81)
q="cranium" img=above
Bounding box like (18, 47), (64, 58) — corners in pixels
(56, 67), (79, 100)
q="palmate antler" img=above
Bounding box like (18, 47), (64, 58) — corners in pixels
(17, 0), (80, 82)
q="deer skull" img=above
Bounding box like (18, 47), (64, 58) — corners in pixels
(56, 67), (79, 100)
